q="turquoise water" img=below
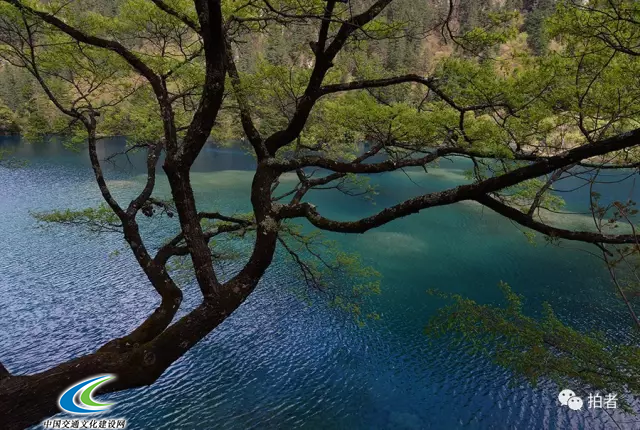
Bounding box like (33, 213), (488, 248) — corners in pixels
(1, 137), (638, 429)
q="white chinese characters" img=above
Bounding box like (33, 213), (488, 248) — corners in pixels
(588, 393), (617, 410)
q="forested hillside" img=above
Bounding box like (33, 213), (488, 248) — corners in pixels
(0, 0), (554, 136)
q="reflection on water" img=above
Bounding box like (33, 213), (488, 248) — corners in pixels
(1, 136), (639, 429)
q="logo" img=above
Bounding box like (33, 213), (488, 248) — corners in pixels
(58, 375), (115, 414)
(558, 389), (581, 410)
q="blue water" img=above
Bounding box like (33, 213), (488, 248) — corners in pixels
(1, 137), (639, 429)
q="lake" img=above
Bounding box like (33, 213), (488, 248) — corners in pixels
(0, 136), (638, 429)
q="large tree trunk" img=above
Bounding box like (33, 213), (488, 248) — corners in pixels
(0, 288), (255, 430)
(0, 163), (282, 429)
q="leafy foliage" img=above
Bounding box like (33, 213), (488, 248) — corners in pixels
(0, 97), (18, 133)
(278, 221), (382, 326)
(426, 283), (640, 412)
(32, 205), (122, 233)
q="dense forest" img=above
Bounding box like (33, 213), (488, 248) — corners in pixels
(0, 0), (555, 135)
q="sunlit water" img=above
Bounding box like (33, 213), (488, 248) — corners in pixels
(1, 137), (639, 429)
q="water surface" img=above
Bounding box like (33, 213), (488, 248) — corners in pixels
(1, 137), (638, 429)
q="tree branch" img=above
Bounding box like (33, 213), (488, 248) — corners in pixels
(263, 0), (394, 155)
(3, 0), (165, 96)
(476, 195), (638, 245)
(224, 36), (264, 157)
(319, 73), (512, 113)
(85, 119), (127, 218)
(199, 211), (253, 225)
(127, 141), (164, 217)
(149, 0), (200, 33)
(274, 146), (459, 173)
(527, 167), (569, 217)
(279, 128), (640, 232)
(177, 0), (226, 167)
(285, 143), (387, 204)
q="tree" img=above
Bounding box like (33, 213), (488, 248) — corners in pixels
(0, 97), (18, 133)
(1, 0), (640, 428)
(522, 0), (555, 54)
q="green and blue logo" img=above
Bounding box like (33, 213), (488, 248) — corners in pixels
(58, 375), (116, 414)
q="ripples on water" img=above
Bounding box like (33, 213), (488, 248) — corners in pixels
(1, 137), (639, 429)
